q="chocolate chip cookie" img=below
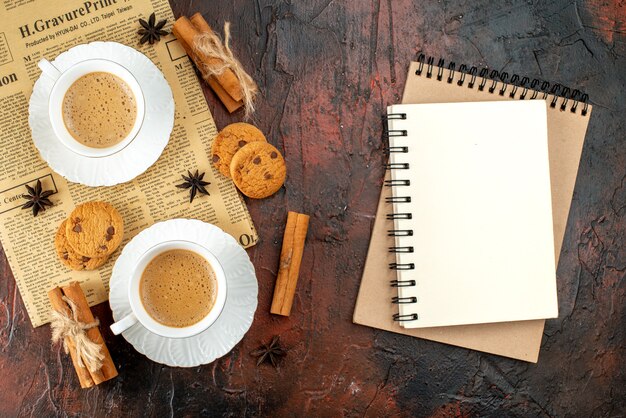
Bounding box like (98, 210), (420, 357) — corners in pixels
(211, 122), (267, 177)
(65, 201), (124, 258)
(55, 220), (108, 270)
(229, 142), (286, 199)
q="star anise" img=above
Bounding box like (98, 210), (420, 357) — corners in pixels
(250, 336), (287, 368)
(138, 13), (168, 45)
(176, 170), (210, 203)
(21, 179), (54, 217)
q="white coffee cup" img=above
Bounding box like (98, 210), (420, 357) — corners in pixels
(38, 58), (145, 158)
(110, 240), (227, 338)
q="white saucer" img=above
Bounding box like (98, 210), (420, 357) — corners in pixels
(28, 42), (174, 187)
(109, 219), (258, 367)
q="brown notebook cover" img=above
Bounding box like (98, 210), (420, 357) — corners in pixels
(353, 60), (592, 362)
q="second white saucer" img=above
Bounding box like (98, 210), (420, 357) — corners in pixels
(109, 219), (258, 367)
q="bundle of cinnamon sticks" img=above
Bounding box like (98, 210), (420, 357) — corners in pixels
(48, 282), (117, 388)
(173, 13), (256, 114)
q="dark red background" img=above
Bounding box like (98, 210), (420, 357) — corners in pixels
(1, 0), (625, 416)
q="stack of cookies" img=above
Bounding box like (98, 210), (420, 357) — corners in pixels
(55, 201), (124, 271)
(212, 123), (286, 199)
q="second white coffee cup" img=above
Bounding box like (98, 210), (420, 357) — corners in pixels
(110, 240), (227, 338)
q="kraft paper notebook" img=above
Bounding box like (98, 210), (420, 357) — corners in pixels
(354, 57), (592, 362)
(385, 100), (558, 328)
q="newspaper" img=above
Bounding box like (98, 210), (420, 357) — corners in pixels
(0, 0), (258, 327)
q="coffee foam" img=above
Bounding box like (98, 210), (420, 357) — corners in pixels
(140, 249), (217, 328)
(62, 71), (137, 148)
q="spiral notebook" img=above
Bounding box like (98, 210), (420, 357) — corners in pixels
(354, 58), (592, 361)
(386, 100), (558, 328)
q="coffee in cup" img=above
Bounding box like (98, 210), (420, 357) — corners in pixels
(62, 72), (137, 149)
(140, 249), (217, 328)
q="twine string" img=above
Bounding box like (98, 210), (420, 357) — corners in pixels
(193, 22), (258, 119)
(50, 295), (104, 373)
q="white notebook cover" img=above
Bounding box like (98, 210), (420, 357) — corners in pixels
(387, 100), (558, 328)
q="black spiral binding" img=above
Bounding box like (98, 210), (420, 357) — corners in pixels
(392, 296), (417, 304)
(385, 179), (411, 187)
(385, 112), (419, 323)
(393, 313), (419, 321)
(389, 262), (415, 270)
(389, 246), (414, 253)
(386, 213), (412, 220)
(386, 196), (411, 203)
(385, 162), (410, 170)
(415, 53), (589, 116)
(387, 229), (413, 237)
(390, 279), (416, 287)
(385, 146), (408, 153)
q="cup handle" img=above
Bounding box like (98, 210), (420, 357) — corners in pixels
(37, 59), (61, 82)
(110, 312), (138, 335)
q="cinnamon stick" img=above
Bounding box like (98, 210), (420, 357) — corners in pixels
(189, 12), (211, 33)
(172, 16), (243, 102)
(172, 19), (243, 113)
(188, 13), (245, 113)
(271, 212), (310, 316)
(61, 282), (117, 385)
(207, 77), (244, 113)
(48, 287), (95, 389)
(188, 13), (243, 102)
